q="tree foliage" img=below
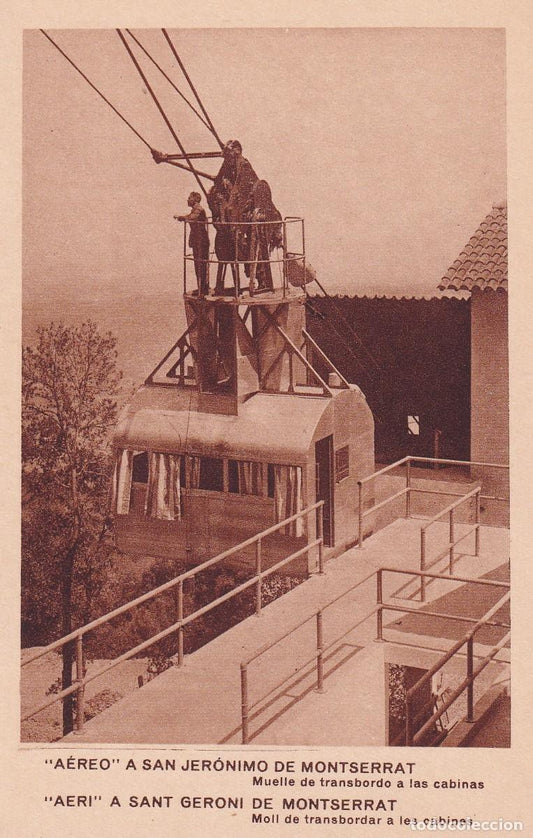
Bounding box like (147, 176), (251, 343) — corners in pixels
(22, 321), (122, 732)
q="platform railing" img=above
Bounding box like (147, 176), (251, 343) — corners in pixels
(239, 568), (378, 743)
(21, 501), (324, 735)
(238, 565), (510, 745)
(375, 568), (510, 746)
(418, 487), (481, 601)
(357, 456), (509, 549)
(181, 216), (306, 299)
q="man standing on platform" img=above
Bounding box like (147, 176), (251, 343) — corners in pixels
(175, 192), (210, 296)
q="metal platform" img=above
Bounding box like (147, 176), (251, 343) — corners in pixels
(183, 286), (306, 306)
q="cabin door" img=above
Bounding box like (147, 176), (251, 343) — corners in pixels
(315, 435), (334, 547)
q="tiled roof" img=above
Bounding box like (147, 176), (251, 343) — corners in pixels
(309, 293), (452, 302)
(438, 201), (507, 293)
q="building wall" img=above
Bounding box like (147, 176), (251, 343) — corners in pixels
(306, 296), (471, 464)
(470, 290), (509, 501)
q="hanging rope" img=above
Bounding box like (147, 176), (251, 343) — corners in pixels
(165, 160), (215, 181)
(124, 29), (215, 137)
(40, 29), (154, 152)
(162, 29), (224, 150)
(116, 29), (209, 201)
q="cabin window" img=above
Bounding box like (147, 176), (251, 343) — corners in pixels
(335, 445), (350, 483)
(267, 463), (275, 498)
(132, 452), (149, 483)
(407, 415), (420, 436)
(130, 452), (149, 515)
(228, 459), (240, 494)
(198, 456), (224, 492)
(112, 449), (183, 520)
(228, 460), (263, 496)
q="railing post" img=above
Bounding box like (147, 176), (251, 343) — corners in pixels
(183, 220), (186, 294)
(240, 663), (249, 744)
(467, 635), (475, 723)
(301, 218), (306, 299)
(357, 481), (363, 547)
(376, 570), (383, 640)
(316, 611), (324, 693)
(282, 218), (288, 297)
(405, 694), (413, 746)
(449, 507), (455, 574)
(317, 503), (324, 574)
(405, 458), (411, 519)
(420, 529), (426, 603)
(475, 490), (481, 557)
(288, 352), (295, 394)
(255, 538), (262, 616)
(74, 634), (85, 734)
(177, 579), (184, 666)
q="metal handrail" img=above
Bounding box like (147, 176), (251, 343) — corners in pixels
(376, 567), (510, 745)
(404, 592), (510, 746)
(181, 215), (305, 298)
(378, 565), (510, 590)
(357, 456), (509, 549)
(418, 487), (481, 600)
(421, 486), (481, 529)
(22, 501), (324, 733)
(240, 568), (378, 743)
(408, 456), (509, 470)
(243, 567), (377, 669)
(358, 457), (411, 486)
(239, 565), (510, 744)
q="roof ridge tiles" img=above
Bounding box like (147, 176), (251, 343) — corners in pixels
(438, 202), (508, 293)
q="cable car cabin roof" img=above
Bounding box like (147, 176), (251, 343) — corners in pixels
(113, 385), (341, 465)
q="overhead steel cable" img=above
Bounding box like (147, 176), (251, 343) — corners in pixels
(40, 29), (153, 152)
(305, 290), (385, 422)
(116, 28), (209, 201)
(162, 29), (224, 150)
(124, 29), (215, 137)
(310, 274), (382, 372)
(309, 300), (377, 383)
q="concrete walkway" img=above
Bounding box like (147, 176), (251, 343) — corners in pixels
(63, 518), (509, 745)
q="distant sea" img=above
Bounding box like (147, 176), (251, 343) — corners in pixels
(22, 280), (451, 398)
(22, 287), (187, 397)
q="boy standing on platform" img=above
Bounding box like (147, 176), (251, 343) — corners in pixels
(175, 192), (210, 296)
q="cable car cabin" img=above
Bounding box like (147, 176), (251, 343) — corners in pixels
(110, 216), (375, 574)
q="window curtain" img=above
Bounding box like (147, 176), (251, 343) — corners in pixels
(146, 453), (182, 520)
(113, 449), (134, 515)
(238, 461), (263, 496)
(189, 456), (201, 489)
(273, 465), (304, 537)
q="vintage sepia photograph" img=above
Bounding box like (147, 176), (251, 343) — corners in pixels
(21, 27), (509, 750)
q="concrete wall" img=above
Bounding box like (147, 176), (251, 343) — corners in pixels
(470, 290), (509, 466)
(307, 388), (375, 553)
(331, 388), (375, 548)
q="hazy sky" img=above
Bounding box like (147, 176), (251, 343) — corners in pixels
(23, 27), (506, 316)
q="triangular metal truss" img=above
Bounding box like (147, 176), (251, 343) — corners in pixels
(146, 301), (351, 397)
